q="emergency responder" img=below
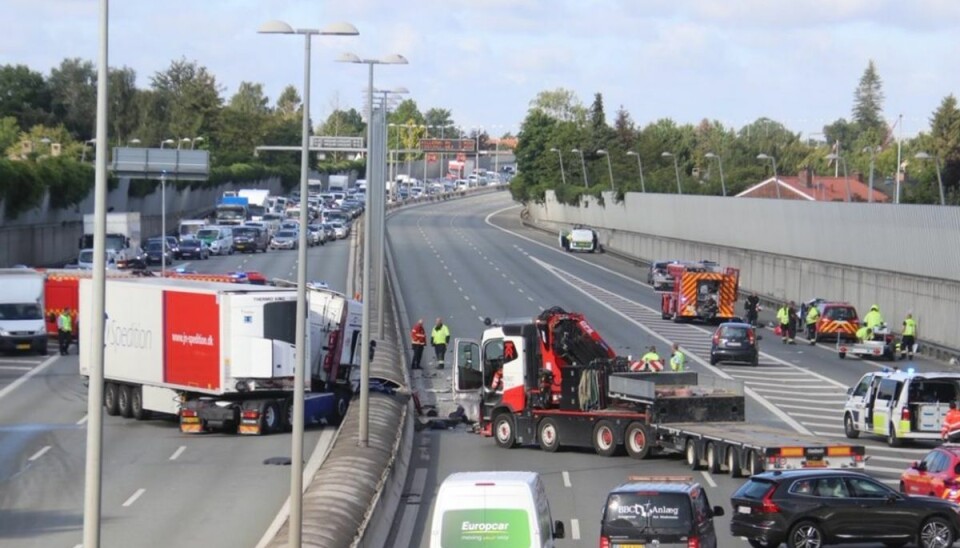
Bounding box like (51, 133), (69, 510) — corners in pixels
(431, 317), (451, 369)
(942, 402), (960, 440)
(856, 325), (873, 343)
(669, 343), (686, 372)
(745, 293), (760, 327)
(806, 304), (820, 345)
(57, 308), (73, 355)
(641, 346), (663, 372)
(410, 319), (426, 370)
(777, 303), (789, 343)
(864, 304), (884, 330)
(785, 301), (799, 345)
(902, 313), (918, 360)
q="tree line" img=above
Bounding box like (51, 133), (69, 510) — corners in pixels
(511, 61), (960, 206)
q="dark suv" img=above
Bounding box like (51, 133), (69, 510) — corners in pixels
(600, 476), (724, 548)
(731, 469), (960, 548)
(710, 322), (760, 366)
(232, 226), (268, 253)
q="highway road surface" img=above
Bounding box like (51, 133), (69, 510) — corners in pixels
(386, 191), (951, 547)
(0, 235), (351, 548)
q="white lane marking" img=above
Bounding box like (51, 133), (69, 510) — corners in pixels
(801, 422), (845, 429)
(76, 415), (88, 425)
(740, 381), (841, 390)
(0, 354), (58, 404)
(866, 464), (916, 475)
(751, 388), (842, 397)
(464, 296), (470, 301)
(862, 454), (916, 464)
(527, 297), (534, 302)
(122, 488), (146, 507)
(789, 412), (841, 420)
(857, 444), (930, 455)
(766, 398), (847, 406)
(562, 470), (572, 487)
(571, 518), (581, 540)
(700, 471), (717, 488)
(0, 365), (32, 371)
(471, 305), (477, 311)
(28, 445), (51, 461)
(169, 446), (186, 461)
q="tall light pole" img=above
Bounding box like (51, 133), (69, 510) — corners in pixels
(626, 150), (646, 193)
(704, 152), (727, 197)
(259, 19), (358, 548)
(549, 147), (566, 185)
(160, 170), (167, 275)
(190, 136), (204, 150)
(915, 151), (946, 205)
(756, 153), (782, 199)
(83, 0), (110, 545)
(863, 145), (881, 203)
(661, 151), (683, 195)
(160, 138), (175, 149)
(338, 51), (407, 444)
(571, 148), (588, 187)
(824, 153), (850, 202)
(596, 149), (615, 191)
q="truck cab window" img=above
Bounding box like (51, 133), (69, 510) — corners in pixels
(483, 339), (505, 388)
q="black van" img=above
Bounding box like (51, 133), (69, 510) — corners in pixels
(232, 225), (269, 253)
(600, 476), (724, 548)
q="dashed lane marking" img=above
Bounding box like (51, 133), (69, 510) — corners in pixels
(122, 488), (146, 507)
(28, 445), (51, 461)
(700, 471), (717, 488)
(169, 446), (186, 461)
(562, 471), (571, 487)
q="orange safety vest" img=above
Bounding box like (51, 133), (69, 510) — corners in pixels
(942, 409), (960, 439)
(410, 325), (426, 346)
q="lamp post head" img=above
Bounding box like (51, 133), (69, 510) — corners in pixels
(661, 151), (674, 158)
(705, 152), (717, 159)
(320, 22), (359, 36)
(194, 137), (205, 143)
(381, 53), (408, 65)
(550, 147), (560, 153)
(257, 20), (295, 34)
(571, 148), (581, 154)
(129, 138), (141, 145)
(626, 151), (638, 157)
(390, 86), (410, 94)
(824, 153), (840, 161)
(336, 52), (363, 63)
(914, 151), (932, 160)
(597, 149), (608, 156)
(756, 153), (771, 161)
(162, 139), (175, 146)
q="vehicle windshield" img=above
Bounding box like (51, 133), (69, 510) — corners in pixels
(603, 493), (692, 531)
(146, 241), (163, 251)
(233, 227), (256, 237)
(103, 234), (126, 251)
(180, 240), (200, 248)
(276, 231), (296, 238)
(824, 307), (857, 321)
(0, 303), (43, 320)
(720, 326), (751, 339)
(179, 224), (203, 237)
(197, 229), (220, 240)
(216, 207), (245, 219)
(79, 250), (94, 263)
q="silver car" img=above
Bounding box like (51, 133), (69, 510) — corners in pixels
(270, 230), (298, 250)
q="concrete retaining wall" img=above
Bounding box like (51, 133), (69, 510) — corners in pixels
(528, 190), (960, 353)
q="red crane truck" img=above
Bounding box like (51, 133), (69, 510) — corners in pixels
(451, 307), (865, 476)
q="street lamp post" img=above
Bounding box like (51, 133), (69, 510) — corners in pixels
(596, 149), (615, 191)
(626, 151), (646, 193)
(862, 146), (881, 203)
(704, 152), (727, 197)
(661, 151), (683, 195)
(160, 170), (167, 275)
(160, 139), (175, 149)
(259, 18), (359, 548)
(549, 147), (566, 185)
(756, 153), (782, 199)
(824, 153), (850, 202)
(191, 136), (205, 150)
(915, 151), (946, 205)
(570, 148), (588, 187)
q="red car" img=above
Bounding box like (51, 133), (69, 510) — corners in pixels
(900, 445), (960, 497)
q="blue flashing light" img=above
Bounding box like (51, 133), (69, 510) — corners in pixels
(907, 367), (916, 375)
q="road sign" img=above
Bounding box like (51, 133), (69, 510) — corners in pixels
(309, 136), (364, 150)
(419, 139), (476, 153)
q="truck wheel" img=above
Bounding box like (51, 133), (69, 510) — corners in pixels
(260, 401), (281, 434)
(844, 413), (860, 439)
(104, 383), (120, 416)
(728, 448), (743, 478)
(328, 392), (349, 426)
(493, 413), (517, 449)
(592, 421), (618, 457)
(282, 399), (293, 432)
(130, 385), (148, 421)
(538, 418), (560, 453)
(706, 443), (723, 473)
(118, 384), (133, 418)
(624, 422), (651, 459)
(748, 450), (763, 476)
(685, 440), (703, 470)
(887, 423), (903, 447)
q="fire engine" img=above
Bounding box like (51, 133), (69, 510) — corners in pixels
(660, 263), (740, 323)
(451, 307), (865, 475)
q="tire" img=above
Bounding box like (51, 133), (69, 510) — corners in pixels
(887, 423), (903, 447)
(260, 401), (281, 434)
(592, 420), (618, 457)
(844, 413), (860, 439)
(839, 352), (846, 359)
(789, 520), (824, 548)
(748, 540), (778, 548)
(538, 418), (560, 453)
(104, 382), (120, 416)
(709, 355), (718, 366)
(118, 384), (133, 418)
(706, 442), (723, 473)
(130, 385), (148, 421)
(327, 392), (349, 426)
(624, 422), (651, 459)
(493, 413), (517, 449)
(920, 517), (955, 548)
(728, 448), (743, 478)
(748, 450), (763, 476)
(685, 440), (703, 470)
(37, 344), (48, 356)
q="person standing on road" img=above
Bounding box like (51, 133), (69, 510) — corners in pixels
(902, 313), (918, 360)
(805, 304), (820, 344)
(56, 308), (73, 355)
(669, 343), (686, 372)
(431, 317), (451, 369)
(943, 402), (960, 440)
(410, 319), (426, 370)
(785, 301), (799, 345)
(864, 304), (884, 330)
(745, 293), (760, 327)
(777, 303), (789, 343)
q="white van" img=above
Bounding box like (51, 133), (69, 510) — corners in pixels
(0, 268), (48, 355)
(430, 471), (564, 548)
(196, 226), (234, 256)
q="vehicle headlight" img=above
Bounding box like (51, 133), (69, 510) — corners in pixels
(0, 328), (10, 336)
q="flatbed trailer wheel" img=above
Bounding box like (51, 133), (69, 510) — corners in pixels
(727, 448), (743, 478)
(538, 418), (560, 453)
(685, 440), (703, 470)
(748, 450), (763, 476)
(118, 384), (133, 418)
(592, 420), (618, 457)
(624, 422), (651, 459)
(706, 443), (723, 473)
(130, 385), (148, 421)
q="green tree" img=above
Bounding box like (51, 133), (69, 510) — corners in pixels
(132, 89), (171, 148)
(320, 108), (364, 137)
(512, 108), (560, 202)
(151, 58), (224, 140)
(48, 58), (97, 140)
(0, 116), (20, 154)
(424, 108), (455, 133)
(529, 87), (585, 123)
(928, 94), (960, 201)
(0, 64), (51, 129)
(852, 60), (886, 141)
(275, 85), (301, 120)
(109, 66), (139, 145)
(229, 81), (270, 115)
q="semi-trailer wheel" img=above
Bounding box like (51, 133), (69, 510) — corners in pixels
(328, 391), (350, 426)
(592, 421), (618, 457)
(685, 440), (703, 470)
(260, 401), (281, 434)
(706, 443), (723, 473)
(748, 450), (763, 476)
(728, 448), (743, 478)
(624, 422), (651, 459)
(538, 418), (560, 453)
(844, 413), (860, 439)
(118, 384), (133, 418)
(104, 382), (120, 416)
(130, 385), (148, 421)
(493, 413), (517, 449)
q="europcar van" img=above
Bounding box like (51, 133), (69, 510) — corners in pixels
(430, 471), (564, 548)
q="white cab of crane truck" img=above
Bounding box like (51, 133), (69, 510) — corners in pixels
(79, 212), (142, 264)
(0, 268), (48, 355)
(78, 277), (360, 434)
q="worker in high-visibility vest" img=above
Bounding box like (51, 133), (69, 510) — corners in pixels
(902, 313), (918, 360)
(669, 343), (686, 372)
(943, 403), (960, 441)
(777, 304), (789, 343)
(805, 305), (820, 345)
(864, 304), (884, 330)
(56, 308), (73, 356)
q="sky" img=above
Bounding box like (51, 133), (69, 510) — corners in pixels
(4, 0), (960, 139)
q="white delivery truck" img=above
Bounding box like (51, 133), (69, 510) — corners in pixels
(237, 189), (271, 221)
(178, 219), (207, 241)
(79, 277), (362, 434)
(328, 174), (349, 193)
(0, 268), (48, 355)
(79, 212), (142, 266)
